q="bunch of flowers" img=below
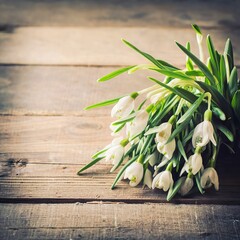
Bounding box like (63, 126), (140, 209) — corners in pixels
(78, 25), (240, 200)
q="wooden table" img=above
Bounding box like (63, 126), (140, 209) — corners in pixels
(0, 1), (240, 239)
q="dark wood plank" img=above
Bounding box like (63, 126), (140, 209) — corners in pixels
(0, 66), (154, 115)
(0, 0), (239, 28)
(0, 203), (239, 239)
(0, 28), (239, 66)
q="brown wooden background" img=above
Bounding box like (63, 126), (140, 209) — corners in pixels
(0, 0), (240, 239)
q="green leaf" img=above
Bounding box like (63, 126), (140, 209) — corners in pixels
(111, 156), (138, 189)
(219, 55), (227, 95)
(77, 156), (104, 175)
(157, 59), (179, 70)
(185, 70), (204, 77)
(195, 172), (204, 194)
(176, 42), (216, 86)
(91, 148), (108, 159)
(224, 38), (234, 68)
(186, 42), (194, 71)
(177, 140), (188, 161)
(192, 24), (202, 35)
(228, 67), (238, 98)
(177, 93), (205, 124)
(112, 113), (136, 126)
(97, 66), (135, 82)
(150, 68), (194, 81)
(197, 81), (233, 117)
(84, 96), (123, 110)
(167, 177), (185, 201)
(122, 39), (165, 69)
(216, 123), (234, 142)
(231, 90), (240, 123)
(167, 116), (192, 143)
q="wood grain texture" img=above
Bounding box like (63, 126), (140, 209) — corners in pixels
(0, 0), (239, 28)
(0, 27), (239, 66)
(0, 66), (154, 115)
(0, 203), (240, 240)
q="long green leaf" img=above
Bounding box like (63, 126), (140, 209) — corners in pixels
(195, 172), (204, 194)
(111, 156), (138, 189)
(150, 68), (194, 81)
(216, 123), (234, 142)
(224, 38), (234, 69)
(167, 177), (185, 201)
(231, 90), (240, 123)
(177, 140), (188, 161)
(122, 39), (165, 69)
(77, 157), (104, 175)
(176, 42), (216, 86)
(97, 66), (135, 82)
(228, 67), (238, 98)
(84, 96), (122, 110)
(177, 93), (205, 124)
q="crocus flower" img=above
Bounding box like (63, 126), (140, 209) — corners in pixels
(192, 120), (216, 148)
(179, 177), (194, 196)
(124, 161), (144, 187)
(157, 139), (176, 160)
(143, 168), (152, 189)
(180, 153), (202, 176)
(200, 167), (219, 190)
(126, 110), (148, 138)
(152, 170), (173, 191)
(111, 96), (134, 119)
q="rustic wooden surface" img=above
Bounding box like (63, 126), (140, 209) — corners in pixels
(0, 0), (240, 239)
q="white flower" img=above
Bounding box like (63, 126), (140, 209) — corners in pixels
(152, 170), (173, 191)
(126, 110), (148, 138)
(179, 177), (194, 196)
(200, 167), (219, 190)
(105, 144), (124, 170)
(124, 162), (144, 187)
(180, 153), (202, 176)
(155, 122), (172, 144)
(143, 168), (152, 189)
(111, 96), (134, 118)
(157, 139), (176, 160)
(148, 151), (158, 167)
(192, 120), (216, 148)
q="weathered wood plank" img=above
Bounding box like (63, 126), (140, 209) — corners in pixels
(0, 203), (239, 239)
(0, 66), (154, 115)
(0, 157), (239, 204)
(0, 28), (239, 66)
(0, 0), (239, 28)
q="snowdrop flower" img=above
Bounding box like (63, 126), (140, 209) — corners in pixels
(143, 168), (152, 189)
(148, 151), (158, 167)
(111, 93), (138, 119)
(126, 110), (149, 138)
(180, 152), (202, 176)
(152, 163), (174, 191)
(200, 167), (219, 190)
(157, 139), (176, 160)
(192, 110), (216, 148)
(124, 161), (144, 187)
(105, 138), (128, 172)
(155, 122), (173, 144)
(179, 176), (194, 196)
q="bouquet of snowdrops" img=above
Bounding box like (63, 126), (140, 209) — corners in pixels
(78, 25), (240, 200)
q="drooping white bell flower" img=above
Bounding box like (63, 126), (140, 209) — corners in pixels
(126, 110), (149, 138)
(179, 177), (194, 196)
(124, 161), (144, 187)
(148, 151), (158, 167)
(180, 153), (202, 176)
(143, 168), (152, 189)
(155, 122), (173, 144)
(157, 139), (176, 160)
(105, 144), (124, 168)
(200, 167), (219, 190)
(192, 120), (216, 148)
(152, 170), (173, 191)
(111, 95), (135, 119)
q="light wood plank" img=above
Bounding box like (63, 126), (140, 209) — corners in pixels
(0, 158), (239, 203)
(0, 203), (239, 239)
(0, 66), (154, 115)
(0, 0), (239, 28)
(0, 28), (239, 66)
